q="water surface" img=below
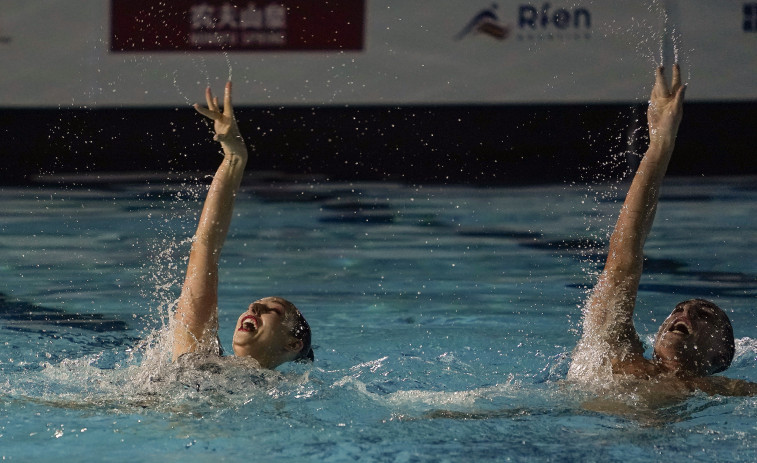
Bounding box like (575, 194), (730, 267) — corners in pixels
(1, 177), (755, 461)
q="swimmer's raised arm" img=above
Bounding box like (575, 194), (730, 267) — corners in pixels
(172, 82), (249, 361)
(582, 65), (685, 357)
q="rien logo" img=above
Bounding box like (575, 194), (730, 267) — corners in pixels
(456, 3), (591, 41)
(518, 3), (591, 30)
(745, 3), (757, 31)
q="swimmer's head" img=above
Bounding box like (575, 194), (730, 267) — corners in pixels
(232, 296), (313, 369)
(289, 305), (314, 363)
(652, 299), (734, 376)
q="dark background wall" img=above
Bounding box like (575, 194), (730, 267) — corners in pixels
(2, 102), (755, 186)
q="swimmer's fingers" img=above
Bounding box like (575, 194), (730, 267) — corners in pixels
(667, 64), (685, 109)
(673, 83), (686, 108)
(206, 86), (220, 112)
(193, 102), (220, 121)
(193, 86), (225, 120)
(671, 64), (682, 93)
(653, 66), (670, 99)
(223, 82), (235, 118)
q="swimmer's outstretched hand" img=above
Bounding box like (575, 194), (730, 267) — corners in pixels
(647, 64), (686, 150)
(194, 81), (247, 154)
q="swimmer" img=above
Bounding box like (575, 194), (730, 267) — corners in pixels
(171, 82), (313, 368)
(568, 65), (756, 396)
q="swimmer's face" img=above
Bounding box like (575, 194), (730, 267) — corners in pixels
(653, 299), (734, 376)
(232, 297), (303, 369)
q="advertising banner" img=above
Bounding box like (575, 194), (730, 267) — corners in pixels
(111, 1), (365, 52)
(1, 1), (755, 107)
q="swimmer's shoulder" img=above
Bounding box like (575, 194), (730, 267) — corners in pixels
(176, 352), (226, 371)
(611, 360), (757, 397)
(610, 352), (660, 379)
(176, 352), (262, 370)
(686, 376), (757, 397)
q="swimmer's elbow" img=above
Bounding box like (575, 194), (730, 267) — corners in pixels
(602, 254), (643, 287)
(192, 230), (223, 253)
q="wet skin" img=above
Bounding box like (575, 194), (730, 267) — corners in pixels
(653, 300), (733, 377)
(232, 297), (302, 369)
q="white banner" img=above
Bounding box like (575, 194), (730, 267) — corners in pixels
(1, 1), (756, 107)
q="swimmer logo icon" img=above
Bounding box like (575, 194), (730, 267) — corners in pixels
(455, 4), (511, 40)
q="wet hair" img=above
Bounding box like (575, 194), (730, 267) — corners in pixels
(290, 308), (314, 363)
(663, 299), (735, 375)
(277, 298), (313, 363)
(688, 299), (735, 374)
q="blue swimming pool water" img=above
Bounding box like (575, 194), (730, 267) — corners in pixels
(1, 177), (756, 462)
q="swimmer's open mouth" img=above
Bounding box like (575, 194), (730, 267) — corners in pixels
(239, 315), (258, 332)
(669, 321), (691, 335)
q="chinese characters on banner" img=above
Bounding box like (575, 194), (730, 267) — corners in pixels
(111, 0), (365, 51)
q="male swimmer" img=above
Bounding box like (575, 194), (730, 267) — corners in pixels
(568, 65), (755, 396)
(171, 82), (313, 368)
